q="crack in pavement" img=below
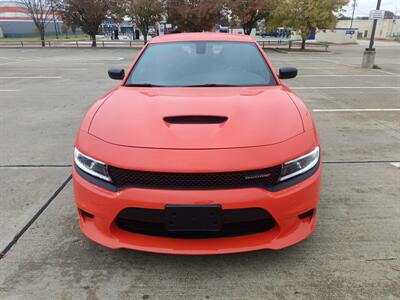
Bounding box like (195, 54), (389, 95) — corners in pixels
(0, 159), (398, 258)
(0, 165), (72, 168)
(365, 258), (397, 262)
(322, 160), (400, 164)
(0, 174), (72, 260)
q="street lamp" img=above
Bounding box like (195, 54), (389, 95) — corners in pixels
(362, 0), (382, 68)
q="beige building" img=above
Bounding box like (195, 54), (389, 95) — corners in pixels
(315, 28), (358, 43)
(337, 18), (400, 39)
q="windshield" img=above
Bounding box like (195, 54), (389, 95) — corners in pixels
(125, 41), (277, 87)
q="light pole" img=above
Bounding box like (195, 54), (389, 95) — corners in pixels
(362, 0), (382, 68)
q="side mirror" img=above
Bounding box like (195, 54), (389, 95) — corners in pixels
(108, 68), (125, 80)
(279, 67), (298, 79)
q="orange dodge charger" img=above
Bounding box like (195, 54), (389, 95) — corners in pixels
(73, 33), (321, 255)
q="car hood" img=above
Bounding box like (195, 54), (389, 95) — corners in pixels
(89, 86), (304, 149)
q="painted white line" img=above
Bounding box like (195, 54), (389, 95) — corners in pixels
(287, 67), (354, 70)
(373, 69), (399, 76)
(59, 57), (124, 61)
(294, 86), (400, 89)
(391, 162), (400, 168)
(300, 74), (399, 77)
(46, 68), (88, 71)
(0, 68), (88, 71)
(0, 89), (20, 92)
(0, 58), (40, 66)
(0, 76), (61, 79)
(313, 109), (400, 112)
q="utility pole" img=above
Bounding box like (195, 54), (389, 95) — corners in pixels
(350, 0), (356, 29)
(368, 0), (382, 50)
(362, 0), (382, 68)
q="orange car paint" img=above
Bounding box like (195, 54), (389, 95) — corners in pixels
(73, 33), (321, 254)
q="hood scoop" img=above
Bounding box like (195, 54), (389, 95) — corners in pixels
(164, 115), (228, 124)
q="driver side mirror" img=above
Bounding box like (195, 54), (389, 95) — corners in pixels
(279, 67), (298, 79)
(108, 68), (125, 80)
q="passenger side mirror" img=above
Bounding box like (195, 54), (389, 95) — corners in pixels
(108, 68), (125, 80)
(278, 67), (298, 79)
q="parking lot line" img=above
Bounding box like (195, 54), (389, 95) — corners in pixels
(0, 58), (40, 66)
(294, 86), (400, 89)
(323, 160), (400, 164)
(54, 57), (125, 61)
(0, 89), (20, 92)
(0, 174), (72, 259)
(313, 108), (400, 112)
(0, 164), (72, 168)
(288, 67), (351, 69)
(0, 67), (88, 71)
(300, 74), (399, 77)
(0, 76), (62, 79)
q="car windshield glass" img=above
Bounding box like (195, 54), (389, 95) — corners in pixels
(125, 41), (277, 87)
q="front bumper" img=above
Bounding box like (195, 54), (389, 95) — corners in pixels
(72, 162), (321, 255)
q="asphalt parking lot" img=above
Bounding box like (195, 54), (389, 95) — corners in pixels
(0, 40), (399, 299)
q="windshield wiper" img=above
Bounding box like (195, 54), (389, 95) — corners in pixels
(125, 83), (166, 87)
(183, 83), (239, 87)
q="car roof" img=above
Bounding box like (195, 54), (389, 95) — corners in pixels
(149, 32), (255, 44)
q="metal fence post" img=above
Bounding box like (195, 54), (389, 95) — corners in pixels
(76, 40), (78, 47)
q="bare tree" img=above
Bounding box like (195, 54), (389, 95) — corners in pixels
(166, 0), (224, 33)
(113, 0), (163, 44)
(130, 0), (163, 44)
(60, 0), (112, 47)
(18, 0), (53, 46)
(229, 0), (278, 35)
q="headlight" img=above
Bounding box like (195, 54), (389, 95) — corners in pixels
(278, 146), (320, 182)
(74, 148), (111, 182)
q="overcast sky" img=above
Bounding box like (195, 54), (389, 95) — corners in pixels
(342, 0), (399, 16)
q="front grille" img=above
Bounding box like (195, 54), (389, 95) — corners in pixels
(116, 207), (276, 239)
(108, 165), (282, 190)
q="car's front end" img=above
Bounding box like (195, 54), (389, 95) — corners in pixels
(73, 111), (321, 255)
(72, 33), (322, 254)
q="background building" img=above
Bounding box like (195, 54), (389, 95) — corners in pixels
(0, 0), (64, 38)
(315, 28), (358, 43)
(337, 11), (400, 39)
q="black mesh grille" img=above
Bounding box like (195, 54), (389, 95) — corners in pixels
(108, 165), (282, 190)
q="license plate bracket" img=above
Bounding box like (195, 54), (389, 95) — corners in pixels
(165, 204), (222, 232)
